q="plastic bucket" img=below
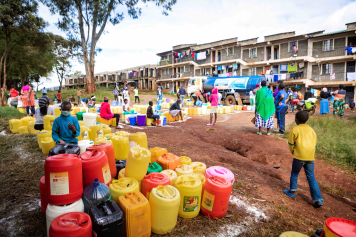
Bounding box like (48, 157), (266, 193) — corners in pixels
(137, 114), (146, 126)
(112, 101), (117, 106)
(129, 116), (136, 126)
(83, 113), (98, 127)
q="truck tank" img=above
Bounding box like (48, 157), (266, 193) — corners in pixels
(202, 78), (217, 93)
(203, 76), (264, 95)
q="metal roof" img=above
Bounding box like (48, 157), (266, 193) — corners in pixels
(313, 30), (347, 37)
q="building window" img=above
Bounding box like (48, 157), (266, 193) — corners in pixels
(250, 68), (256, 76)
(183, 66), (190, 72)
(227, 47), (234, 55)
(166, 83), (170, 89)
(322, 64), (331, 74)
(290, 41), (297, 52)
(165, 69), (168, 75)
(323, 39), (333, 51)
(250, 48), (257, 58)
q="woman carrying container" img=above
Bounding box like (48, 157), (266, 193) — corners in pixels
(254, 80), (275, 135)
(319, 88), (330, 116)
(332, 84), (346, 117)
(21, 81), (36, 116)
(34, 96), (55, 131)
(100, 97), (122, 129)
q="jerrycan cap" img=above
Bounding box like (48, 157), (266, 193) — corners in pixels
(112, 177), (136, 189)
(56, 212), (91, 228)
(208, 176), (231, 186)
(130, 146), (150, 160)
(155, 185), (176, 199)
(176, 164), (192, 172)
(80, 150), (103, 160)
(144, 173), (168, 182)
(175, 175), (201, 187)
(161, 170), (177, 178)
(190, 162), (206, 170)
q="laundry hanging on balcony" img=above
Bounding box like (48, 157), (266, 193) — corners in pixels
(287, 63), (297, 72)
(347, 72), (356, 81)
(233, 63), (238, 70)
(299, 62), (304, 68)
(191, 52), (195, 59)
(197, 51), (206, 60)
(345, 46), (356, 54)
(330, 73), (335, 80)
(217, 65), (222, 70)
(280, 65), (288, 71)
(222, 65), (226, 70)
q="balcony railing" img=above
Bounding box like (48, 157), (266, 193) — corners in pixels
(315, 72), (350, 82)
(312, 47), (347, 58)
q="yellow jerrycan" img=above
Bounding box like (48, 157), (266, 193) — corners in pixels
(54, 107), (61, 118)
(192, 173), (206, 185)
(161, 170), (178, 186)
(175, 175), (202, 219)
(20, 117), (33, 127)
(189, 162), (207, 174)
(112, 136), (130, 160)
(89, 124), (104, 140)
(129, 132), (148, 149)
(118, 191), (151, 237)
(41, 137), (56, 155)
(102, 125), (112, 135)
(78, 120), (85, 126)
(77, 126), (90, 141)
(125, 146), (151, 182)
(104, 133), (116, 139)
(149, 185), (180, 234)
(115, 131), (130, 138)
(279, 232), (308, 237)
(119, 168), (126, 178)
(9, 119), (22, 133)
(94, 136), (113, 145)
(43, 115), (56, 131)
(109, 177), (139, 204)
(27, 121), (38, 134)
(37, 130), (52, 148)
(150, 147), (167, 163)
(18, 126), (29, 134)
(175, 164), (193, 177)
(180, 156), (192, 165)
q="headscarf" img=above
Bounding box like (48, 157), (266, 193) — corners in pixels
(322, 87), (327, 92)
(39, 96), (49, 108)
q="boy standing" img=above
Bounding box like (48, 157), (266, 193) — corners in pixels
(112, 89), (118, 102)
(134, 87), (140, 103)
(284, 111), (323, 208)
(350, 99), (355, 112)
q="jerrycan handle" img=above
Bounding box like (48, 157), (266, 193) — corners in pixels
(116, 179), (130, 188)
(58, 216), (89, 227)
(214, 168), (226, 175)
(147, 173), (165, 181)
(157, 185), (173, 199)
(98, 201), (113, 216)
(125, 192), (141, 204)
(212, 176), (227, 184)
(176, 176), (196, 186)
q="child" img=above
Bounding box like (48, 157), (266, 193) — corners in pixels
(112, 89), (118, 102)
(284, 110), (323, 208)
(123, 98), (130, 112)
(169, 99), (183, 122)
(350, 99), (355, 112)
(147, 101), (160, 126)
(34, 96), (55, 131)
(57, 90), (62, 103)
(52, 102), (80, 144)
(100, 97), (122, 129)
(207, 87), (219, 126)
(52, 95), (57, 104)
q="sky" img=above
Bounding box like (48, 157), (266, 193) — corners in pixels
(38, 0), (356, 88)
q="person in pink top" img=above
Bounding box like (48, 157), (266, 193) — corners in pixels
(207, 87), (219, 126)
(100, 97), (122, 129)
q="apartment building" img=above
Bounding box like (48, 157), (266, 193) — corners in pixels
(64, 64), (157, 91)
(156, 22), (356, 103)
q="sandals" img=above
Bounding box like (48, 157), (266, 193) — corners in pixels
(207, 123), (213, 126)
(266, 133), (271, 136)
(257, 132), (262, 135)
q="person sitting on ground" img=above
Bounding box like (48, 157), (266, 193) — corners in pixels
(123, 98), (130, 112)
(169, 99), (183, 122)
(207, 87), (219, 126)
(284, 110), (323, 208)
(52, 101), (80, 144)
(147, 101), (160, 126)
(34, 96), (55, 131)
(68, 95), (76, 104)
(100, 97), (122, 129)
(255, 80), (275, 135)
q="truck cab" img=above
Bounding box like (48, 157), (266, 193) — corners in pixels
(187, 76), (207, 97)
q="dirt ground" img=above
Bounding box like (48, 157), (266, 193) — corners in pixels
(1, 97), (356, 237)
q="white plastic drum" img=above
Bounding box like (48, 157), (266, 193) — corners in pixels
(83, 113), (97, 127)
(78, 140), (94, 154)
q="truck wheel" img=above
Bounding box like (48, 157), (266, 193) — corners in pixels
(225, 95), (236, 106)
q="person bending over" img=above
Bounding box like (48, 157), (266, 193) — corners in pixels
(52, 102), (80, 144)
(147, 101), (160, 126)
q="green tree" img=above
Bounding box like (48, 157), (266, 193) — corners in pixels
(41, 0), (177, 94)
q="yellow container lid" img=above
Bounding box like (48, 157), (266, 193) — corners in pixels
(110, 177), (139, 201)
(180, 156), (192, 165)
(191, 173), (206, 185)
(151, 185), (180, 205)
(161, 170), (178, 185)
(130, 146), (151, 163)
(41, 137), (54, 144)
(175, 165), (193, 176)
(189, 162), (207, 174)
(279, 231), (308, 237)
(175, 175), (201, 188)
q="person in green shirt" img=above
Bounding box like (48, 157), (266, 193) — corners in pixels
(284, 110), (323, 208)
(134, 87), (140, 103)
(52, 95), (57, 104)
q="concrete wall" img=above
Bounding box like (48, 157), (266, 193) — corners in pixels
(242, 49), (249, 60)
(242, 69), (249, 76)
(335, 37), (346, 48)
(298, 40), (308, 56)
(280, 43), (289, 58)
(196, 51), (211, 64)
(312, 65), (319, 80)
(257, 47), (265, 61)
(334, 62), (345, 79)
(346, 23), (356, 31)
(256, 67), (264, 75)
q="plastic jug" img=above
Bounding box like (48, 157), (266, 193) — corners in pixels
(46, 198), (84, 236)
(129, 132), (148, 149)
(175, 175), (202, 219)
(44, 115), (56, 130)
(82, 178), (111, 213)
(18, 126), (29, 134)
(150, 147), (167, 163)
(79, 121), (85, 126)
(39, 176), (48, 214)
(109, 178), (139, 204)
(102, 125), (112, 135)
(49, 143), (80, 156)
(201, 176), (232, 219)
(205, 166), (235, 185)
(142, 173), (170, 199)
(175, 164), (193, 177)
(49, 212), (92, 237)
(77, 126), (90, 141)
(147, 162), (163, 174)
(89, 124), (104, 140)
(115, 131), (130, 138)
(28, 121), (38, 134)
(161, 170), (178, 186)
(118, 168), (126, 179)
(157, 153), (181, 170)
(323, 217), (356, 237)
(37, 131), (52, 148)
(149, 185), (180, 234)
(78, 140), (94, 154)
(112, 136), (130, 160)
(20, 117), (33, 127)
(41, 137), (56, 155)
(189, 162), (207, 174)
(125, 146), (151, 181)
(9, 119), (22, 133)
(192, 173), (206, 185)
(54, 107), (61, 118)
(94, 136), (113, 145)
(118, 192), (151, 237)
(87, 143), (117, 178)
(115, 160), (127, 179)
(89, 201), (125, 237)
(180, 156), (192, 165)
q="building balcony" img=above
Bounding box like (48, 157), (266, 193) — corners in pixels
(312, 47), (347, 58)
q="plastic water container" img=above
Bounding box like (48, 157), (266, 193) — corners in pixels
(147, 162), (163, 174)
(44, 115), (56, 131)
(180, 156), (192, 165)
(158, 153), (181, 170)
(175, 175), (202, 219)
(175, 164), (193, 177)
(40, 176), (48, 214)
(111, 101), (117, 106)
(279, 232), (308, 237)
(49, 212), (92, 237)
(115, 160), (127, 179)
(161, 170), (178, 186)
(41, 137), (56, 155)
(118, 168), (126, 179)
(45, 154), (83, 206)
(158, 116), (167, 126)
(102, 125), (112, 135)
(205, 166), (235, 185)
(18, 126), (29, 134)
(252, 106), (255, 112)
(197, 108), (202, 115)
(46, 199), (85, 237)
(136, 114), (146, 126)
(142, 173), (170, 199)
(202, 106), (207, 115)
(87, 143), (117, 178)
(82, 178), (111, 213)
(80, 150), (112, 187)
(109, 178), (139, 204)
(89, 124), (104, 140)
(54, 107), (61, 118)
(118, 192), (151, 237)
(9, 119), (22, 133)
(89, 200), (125, 237)
(83, 113), (97, 127)
(129, 132), (148, 149)
(125, 146), (151, 182)
(192, 173), (206, 185)
(201, 176), (232, 219)
(94, 136), (113, 145)
(128, 116), (136, 126)
(28, 121), (38, 134)
(112, 136), (130, 160)
(243, 106), (247, 111)
(37, 130), (52, 148)
(323, 218), (356, 237)
(78, 140), (94, 154)
(150, 185), (180, 234)
(247, 105), (252, 111)
(189, 162), (207, 174)
(150, 147), (167, 163)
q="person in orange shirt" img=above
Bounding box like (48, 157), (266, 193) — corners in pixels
(10, 85), (19, 98)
